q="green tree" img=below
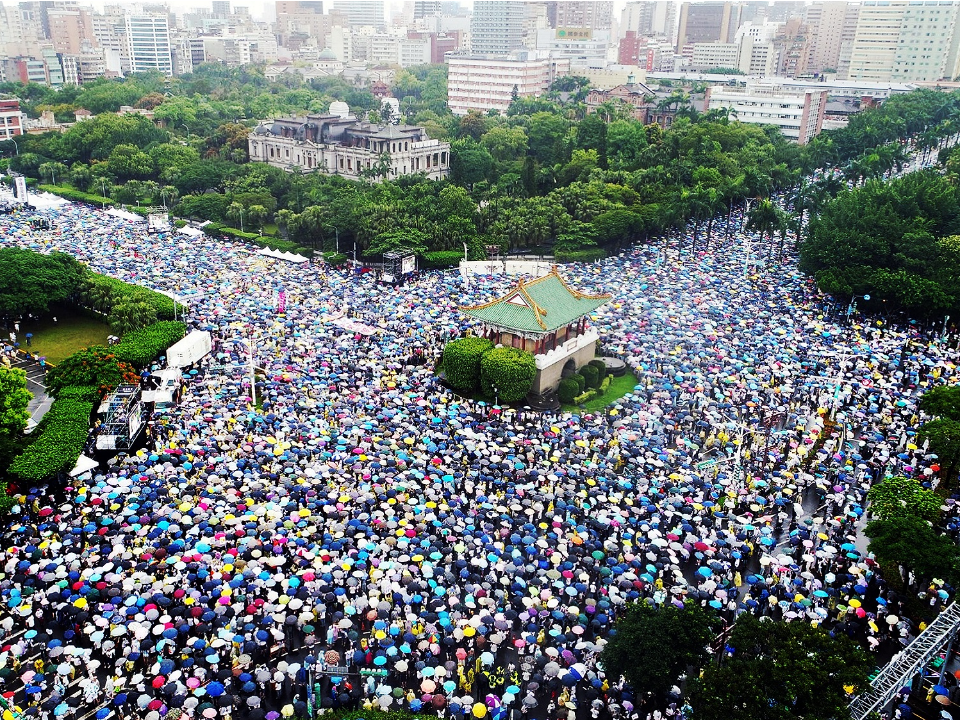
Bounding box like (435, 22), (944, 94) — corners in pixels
(526, 111), (570, 166)
(689, 614), (872, 720)
(366, 228), (429, 257)
(38, 161), (68, 186)
(441, 337), (494, 392)
(866, 475), (941, 522)
(481, 126), (529, 163)
(108, 294), (158, 335)
(918, 418), (960, 487)
(919, 386), (960, 421)
(479, 347), (536, 403)
(0, 249), (85, 317)
(450, 139), (493, 187)
(107, 143), (154, 180)
(0, 367), (32, 440)
(865, 514), (960, 589)
(601, 601), (720, 703)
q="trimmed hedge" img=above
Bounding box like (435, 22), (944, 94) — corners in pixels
(37, 184), (113, 207)
(323, 252), (349, 265)
(111, 321), (186, 368)
(572, 373), (586, 393)
(589, 358), (607, 382)
(421, 250), (464, 268)
(555, 249), (606, 263)
(56, 386), (100, 402)
(9, 394), (94, 483)
(480, 346), (537, 403)
(571, 375), (612, 405)
(442, 337), (494, 392)
(581, 363), (600, 389)
(558, 377), (580, 404)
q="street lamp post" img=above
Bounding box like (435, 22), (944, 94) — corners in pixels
(3, 137), (18, 156)
(492, 384), (499, 407)
(942, 314), (951, 341)
(99, 178), (108, 208)
(845, 294), (870, 323)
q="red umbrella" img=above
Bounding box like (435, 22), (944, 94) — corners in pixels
(152, 676), (165, 689)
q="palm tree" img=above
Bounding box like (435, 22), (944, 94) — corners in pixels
(746, 199), (781, 264)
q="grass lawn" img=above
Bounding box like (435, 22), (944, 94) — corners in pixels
(561, 373), (639, 413)
(16, 309), (111, 364)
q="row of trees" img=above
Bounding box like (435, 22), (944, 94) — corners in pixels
(6, 65), (960, 273)
(600, 601), (871, 720)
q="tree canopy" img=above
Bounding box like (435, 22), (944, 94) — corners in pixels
(0, 248), (86, 318)
(689, 614), (872, 720)
(600, 601), (720, 703)
(800, 171), (960, 316)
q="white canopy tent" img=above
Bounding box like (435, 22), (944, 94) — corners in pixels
(257, 248), (309, 263)
(106, 208), (146, 223)
(69, 455), (99, 478)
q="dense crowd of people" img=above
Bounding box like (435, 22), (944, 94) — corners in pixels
(1, 191), (958, 720)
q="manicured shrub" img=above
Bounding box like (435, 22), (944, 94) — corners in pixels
(111, 321), (186, 367)
(421, 251), (464, 268)
(442, 337), (494, 392)
(558, 378), (579, 404)
(572, 373), (586, 393)
(480, 347), (537, 403)
(589, 358), (607, 382)
(581, 363), (600, 389)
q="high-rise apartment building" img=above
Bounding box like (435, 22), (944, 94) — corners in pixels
(677, 2), (742, 51)
(844, 0), (960, 82)
(804, 2), (852, 74)
(125, 14), (173, 75)
(545, 1), (613, 30)
(621, 1), (676, 44)
(890, 1), (960, 82)
(332, 0), (385, 27)
(470, 0), (526, 55)
(211, 0), (231, 17)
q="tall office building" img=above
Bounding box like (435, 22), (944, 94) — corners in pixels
(545, 1), (613, 30)
(676, 2), (742, 51)
(125, 14), (173, 75)
(332, 0), (385, 27)
(470, 0), (526, 55)
(621, 1), (676, 43)
(413, 0), (441, 18)
(804, 1), (854, 74)
(211, 0), (231, 16)
(844, 0), (960, 82)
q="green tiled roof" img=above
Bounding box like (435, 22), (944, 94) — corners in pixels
(461, 269), (610, 334)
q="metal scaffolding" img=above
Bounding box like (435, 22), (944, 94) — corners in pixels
(849, 602), (960, 720)
(95, 384), (147, 451)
